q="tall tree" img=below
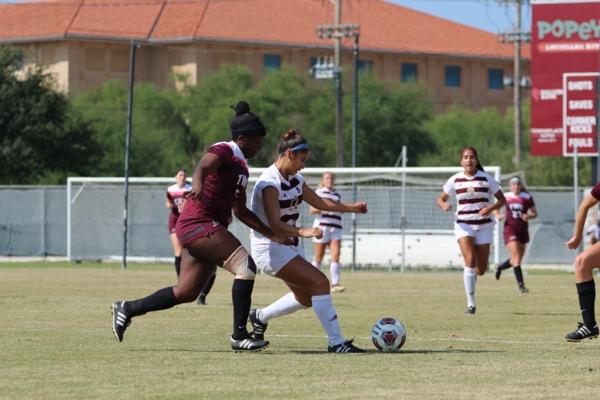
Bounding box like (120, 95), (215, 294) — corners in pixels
(0, 45), (101, 184)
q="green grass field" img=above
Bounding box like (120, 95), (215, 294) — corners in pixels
(1, 262), (598, 400)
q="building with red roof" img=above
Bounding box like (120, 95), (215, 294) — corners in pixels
(0, 0), (530, 113)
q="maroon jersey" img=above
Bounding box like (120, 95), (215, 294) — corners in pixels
(178, 141), (249, 228)
(503, 191), (536, 231)
(591, 182), (600, 201)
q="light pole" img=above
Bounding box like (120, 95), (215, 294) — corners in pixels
(317, 23), (360, 167)
(499, 0), (531, 170)
(351, 31), (360, 271)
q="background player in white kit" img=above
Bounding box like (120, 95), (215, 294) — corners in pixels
(437, 147), (506, 315)
(310, 172), (346, 293)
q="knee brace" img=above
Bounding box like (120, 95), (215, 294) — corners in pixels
(223, 246), (256, 279)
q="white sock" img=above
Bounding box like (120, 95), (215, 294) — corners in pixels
(330, 262), (341, 286)
(312, 294), (344, 346)
(311, 260), (320, 269)
(258, 292), (307, 323)
(464, 267), (476, 307)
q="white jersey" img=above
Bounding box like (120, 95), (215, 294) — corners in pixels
(251, 164), (304, 247)
(312, 187), (342, 230)
(442, 170), (500, 228)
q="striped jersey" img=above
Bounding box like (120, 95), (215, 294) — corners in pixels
(442, 170), (501, 227)
(251, 164), (304, 246)
(167, 182), (192, 215)
(312, 187), (342, 229)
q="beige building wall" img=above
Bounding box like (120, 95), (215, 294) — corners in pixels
(16, 39), (529, 115)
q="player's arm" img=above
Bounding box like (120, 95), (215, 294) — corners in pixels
(480, 190), (506, 217)
(188, 153), (220, 202)
(303, 183), (367, 214)
(567, 193), (599, 249)
(437, 191), (452, 212)
(523, 205), (538, 221)
(232, 191), (289, 244)
(261, 185), (322, 239)
(166, 194), (173, 209)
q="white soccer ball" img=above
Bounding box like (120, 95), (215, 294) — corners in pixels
(371, 317), (407, 352)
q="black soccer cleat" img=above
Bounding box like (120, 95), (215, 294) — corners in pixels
(565, 323), (599, 342)
(495, 269), (501, 280)
(465, 306), (476, 315)
(112, 301), (132, 342)
(328, 339), (366, 353)
(519, 286), (529, 294)
(249, 309), (268, 341)
(230, 334), (269, 352)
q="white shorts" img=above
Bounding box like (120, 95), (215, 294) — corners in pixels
(312, 226), (342, 243)
(251, 241), (307, 277)
(454, 222), (494, 245)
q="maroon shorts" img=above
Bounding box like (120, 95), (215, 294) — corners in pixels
(503, 226), (529, 245)
(175, 216), (225, 247)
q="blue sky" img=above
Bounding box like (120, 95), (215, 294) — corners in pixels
(0, 0), (532, 34)
(389, 0), (531, 33)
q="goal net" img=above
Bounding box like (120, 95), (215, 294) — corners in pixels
(67, 166), (501, 269)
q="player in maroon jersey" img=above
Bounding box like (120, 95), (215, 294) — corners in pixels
(111, 101), (287, 352)
(166, 168), (192, 276)
(493, 176), (538, 293)
(564, 182), (600, 341)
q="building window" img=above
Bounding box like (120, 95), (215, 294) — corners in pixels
(264, 54), (281, 72)
(445, 66), (461, 87)
(488, 68), (504, 90)
(401, 63), (418, 83)
(358, 59), (373, 73)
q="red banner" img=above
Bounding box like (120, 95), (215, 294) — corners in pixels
(531, 0), (600, 156)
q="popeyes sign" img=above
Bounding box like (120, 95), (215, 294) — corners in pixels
(531, 0), (600, 156)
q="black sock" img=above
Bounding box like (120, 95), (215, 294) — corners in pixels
(576, 280), (597, 329)
(125, 287), (179, 317)
(231, 279), (254, 340)
(498, 259), (511, 272)
(174, 256), (181, 277)
(200, 272), (217, 298)
(513, 266), (525, 287)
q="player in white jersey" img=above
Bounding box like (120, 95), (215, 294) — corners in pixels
(249, 129), (368, 353)
(437, 147), (506, 315)
(310, 172), (345, 293)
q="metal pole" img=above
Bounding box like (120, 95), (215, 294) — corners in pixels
(123, 40), (137, 269)
(513, 0), (522, 169)
(334, 0), (343, 167)
(351, 33), (359, 271)
(400, 146), (407, 273)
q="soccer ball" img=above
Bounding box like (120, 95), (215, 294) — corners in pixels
(371, 317), (406, 352)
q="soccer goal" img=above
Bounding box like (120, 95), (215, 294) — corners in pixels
(67, 166), (501, 270)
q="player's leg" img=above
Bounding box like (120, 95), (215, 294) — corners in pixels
(197, 268), (217, 305)
(111, 248), (211, 342)
(511, 241), (528, 293)
(457, 235), (477, 314)
(329, 239), (344, 292)
(273, 256), (364, 352)
(312, 241), (326, 268)
(566, 243), (600, 341)
(189, 228), (267, 351)
(169, 232), (182, 276)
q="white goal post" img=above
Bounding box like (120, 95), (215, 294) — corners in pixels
(67, 166), (501, 270)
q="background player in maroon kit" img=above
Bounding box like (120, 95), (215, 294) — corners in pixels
(112, 101), (286, 352)
(493, 176), (538, 293)
(166, 168), (192, 276)
(564, 182), (600, 341)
